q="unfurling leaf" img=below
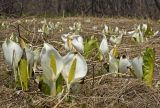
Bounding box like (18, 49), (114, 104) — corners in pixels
(142, 48), (155, 86)
(18, 50), (29, 91)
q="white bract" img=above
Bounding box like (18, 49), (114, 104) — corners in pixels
(109, 34), (122, 45)
(102, 26), (125, 45)
(61, 33), (84, 53)
(102, 24), (109, 35)
(69, 22), (81, 33)
(128, 24), (159, 43)
(128, 25), (144, 43)
(40, 43), (63, 95)
(119, 55), (131, 73)
(99, 35), (109, 58)
(25, 44), (34, 76)
(40, 43), (63, 81)
(109, 55), (119, 73)
(131, 56), (143, 78)
(132, 30), (144, 43)
(33, 48), (40, 72)
(62, 52), (87, 90)
(2, 38), (23, 67)
(108, 46), (119, 73)
(72, 35), (84, 53)
(109, 29), (125, 45)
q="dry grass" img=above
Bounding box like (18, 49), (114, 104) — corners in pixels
(0, 17), (160, 108)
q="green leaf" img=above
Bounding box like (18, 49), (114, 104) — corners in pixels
(50, 53), (57, 75)
(39, 77), (51, 95)
(68, 58), (77, 84)
(56, 74), (63, 94)
(18, 51), (29, 91)
(142, 48), (155, 86)
(84, 37), (99, 58)
(144, 25), (154, 38)
(39, 75), (56, 96)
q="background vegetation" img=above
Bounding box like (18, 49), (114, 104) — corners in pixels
(1, 0), (160, 19)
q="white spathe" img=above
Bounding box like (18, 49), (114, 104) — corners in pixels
(2, 38), (23, 67)
(119, 56), (131, 73)
(72, 35), (84, 53)
(33, 48), (40, 72)
(61, 32), (72, 42)
(62, 52), (87, 89)
(102, 24), (109, 34)
(25, 45), (34, 76)
(131, 56), (143, 78)
(109, 55), (118, 73)
(40, 43), (63, 81)
(99, 35), (109, 57)
(61, 33), (84, 53)
(109, 34), (122, 45)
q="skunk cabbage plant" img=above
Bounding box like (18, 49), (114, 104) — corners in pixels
(84, 36), (99, 59)
(38, 23), (50, 36)
(61, 32), (72, 51)
(2, 38), (23, 67)
(109, 34), (123, 45)
(19, 38), (34, 77)
(102, 25), (126, 45)
(39, 43), (63, 96)
(62, 52), (87, 91)
(102, 25), (109, 35)
(109, 29), (126, 45)
(131, 56), (143, 79)
(142, 48), (155, 86)
(69, 22), (82, 34)
(99, 35), (109, 59)
(2, 38), (30, 90)
(109, 55), (119, 73)
(109, 47), (119, 73)
(119, 55), (131, 73)
(61, 33), (84, 53)
(128, 24), (159, 43)
(71, 35), (84, 53)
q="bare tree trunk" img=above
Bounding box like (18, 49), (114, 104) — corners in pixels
(154, 0), (160, 11)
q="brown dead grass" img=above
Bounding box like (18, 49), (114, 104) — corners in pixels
(0, 17), (160, 108)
